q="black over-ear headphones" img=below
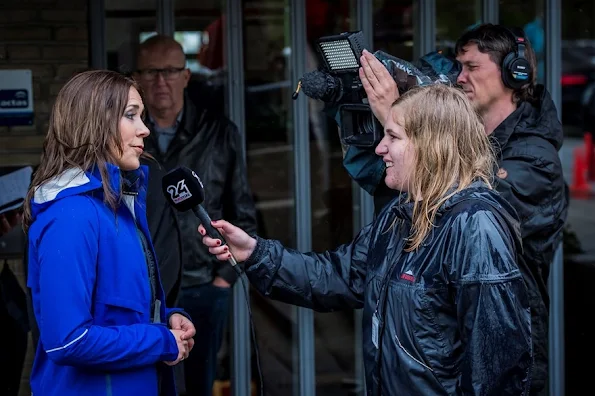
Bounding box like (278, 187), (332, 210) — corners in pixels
(501, 27), (532, 90)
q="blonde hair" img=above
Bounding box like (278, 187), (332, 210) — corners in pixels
(393, 84), (496, 251)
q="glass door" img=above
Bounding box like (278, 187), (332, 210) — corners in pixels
(105, 0), (158, 74)
(242, 0), (297, 394)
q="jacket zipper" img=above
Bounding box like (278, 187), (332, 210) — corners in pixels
(105, 374), (112, 396)
(375, 219), (408, 395)
(394, 333), (434, 371)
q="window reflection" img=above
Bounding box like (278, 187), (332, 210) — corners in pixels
(139, 31), (215, 75)
(306, 1), (358, 393)
(171, 2), (232, 394)
(499, 0), (545, 84)
(105, 1), (157, 74)
(436, 0), (480, 54)
(560, 3), (595, 395)
(373, 0), (414, 60)
(175, 2), (227, 116)
(243, 0), (296, 394)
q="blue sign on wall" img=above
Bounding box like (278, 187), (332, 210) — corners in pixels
(0, 70), (34, 127)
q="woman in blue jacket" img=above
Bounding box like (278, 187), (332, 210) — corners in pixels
(199, 84), (533, 395)
(23, 70), (195, 396)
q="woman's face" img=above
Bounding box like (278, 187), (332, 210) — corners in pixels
(374, 106), (415, 192)
(116, 87), (150, 171)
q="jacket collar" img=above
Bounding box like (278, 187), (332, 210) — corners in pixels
(90, 163), (147, 197)
(31, 163), (149, 221)
(490, 104), (526, 154)
(383, 180), (521, 253)
(388, 180), (490, 222)
(490, 85), (563, 152)
(146, 108), (184, 132)
(145, 92), (203, 162)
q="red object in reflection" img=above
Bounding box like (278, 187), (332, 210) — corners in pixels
(585, 132), (595, 181)
(561, 74), (587, 86)
(197, 16), (224, 70)
(570, 146), (592, 199)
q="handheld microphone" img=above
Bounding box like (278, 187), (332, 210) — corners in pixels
(161, 166), (238, 268)
(162, 167), (265, 396)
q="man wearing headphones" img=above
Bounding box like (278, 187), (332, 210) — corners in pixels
(352, 23), (568, 395)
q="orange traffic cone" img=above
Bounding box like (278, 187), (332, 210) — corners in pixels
(570, 146), (592, 199)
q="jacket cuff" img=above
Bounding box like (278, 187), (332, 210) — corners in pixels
(166, 308), (192, 325)
(243, 237), (269, 269)
(156, 324), (180, 362)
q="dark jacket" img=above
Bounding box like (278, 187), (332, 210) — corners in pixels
(142, 159), (184, 306)
(244, 182), (532, 395)
(144, 96), (257, 287)
(490, 85), (568, 393)
(341, 85), (567, 393)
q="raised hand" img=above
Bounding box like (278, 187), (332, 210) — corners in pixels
(359, 49), (400, 126)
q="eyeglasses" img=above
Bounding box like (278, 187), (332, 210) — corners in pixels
(136, 67), (185, 81)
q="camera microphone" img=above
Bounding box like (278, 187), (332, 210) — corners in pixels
(161, 166), (238, 268)
(292, 69), (344, 102)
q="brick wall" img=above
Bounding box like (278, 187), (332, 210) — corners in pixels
(0, 0), (89, 167)
(0, 1), (88, 395)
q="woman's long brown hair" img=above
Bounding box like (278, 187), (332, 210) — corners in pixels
(23, 70), (139, 231)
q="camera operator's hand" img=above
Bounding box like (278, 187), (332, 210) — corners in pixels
(359, 49), (399, 126)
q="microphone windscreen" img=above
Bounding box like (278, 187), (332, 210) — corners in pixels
(301, 70), (332, 99)
(161, 166), (205, 212)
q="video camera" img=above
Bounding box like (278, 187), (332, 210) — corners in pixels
(293, 31), (462, 148)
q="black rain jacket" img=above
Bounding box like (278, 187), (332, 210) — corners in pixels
(365, 85), (567, 394)
(490, 85), (568, 394)
(244, 182), (532, 395)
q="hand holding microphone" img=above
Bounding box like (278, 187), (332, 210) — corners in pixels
(198, 219), (256, 263)
(161, 166), (255, 269)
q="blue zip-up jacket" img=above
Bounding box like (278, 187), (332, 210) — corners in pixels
(27, 164), (183, 396)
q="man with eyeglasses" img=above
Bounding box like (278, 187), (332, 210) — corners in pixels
(134, 34), (257, 396)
